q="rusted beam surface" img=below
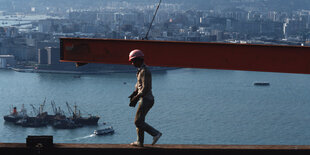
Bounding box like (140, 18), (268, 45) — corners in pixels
(1, 143), (310, 154)
(60, 38), (310, 74)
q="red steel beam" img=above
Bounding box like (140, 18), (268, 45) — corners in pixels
(60, 38), (310, 74)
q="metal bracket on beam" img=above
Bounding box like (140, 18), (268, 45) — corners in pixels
(26, 136), (53, 154)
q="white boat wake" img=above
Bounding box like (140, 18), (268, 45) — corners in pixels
(67, 134), (96, 141)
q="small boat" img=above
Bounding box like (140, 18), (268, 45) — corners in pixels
(94, 126), (114, 135)
(254, 82), (270, 86)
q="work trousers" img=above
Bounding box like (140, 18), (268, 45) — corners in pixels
(134, 97), (159, 144)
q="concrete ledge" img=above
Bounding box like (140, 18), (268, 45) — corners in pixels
(1, 143), (310, 155)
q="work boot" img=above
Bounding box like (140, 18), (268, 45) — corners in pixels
(152, 132), (162, 145)
(130, 141), (144, 147)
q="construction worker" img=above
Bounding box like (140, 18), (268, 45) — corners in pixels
(128, 49), (162, 147)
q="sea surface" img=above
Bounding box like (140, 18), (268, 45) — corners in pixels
(1, 68), (310, 145)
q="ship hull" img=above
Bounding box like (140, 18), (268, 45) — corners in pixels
(73, 116), (100, 125)
(3, 115), (23, 123)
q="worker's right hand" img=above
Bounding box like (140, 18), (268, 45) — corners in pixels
(129, 95), (139, 107)
(129, 101), (138, 107)
(128, 91), (137, 100)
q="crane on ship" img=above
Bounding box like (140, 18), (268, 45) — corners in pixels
(51, 100), (57, 115)
(39, 98), (46, 115)
(30, 104), (39, 116)
(66, 102), (81, 118)
(51, 100), (65, 116)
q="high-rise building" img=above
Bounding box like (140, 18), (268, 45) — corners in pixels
(38, 47), (60, 65)
(0, 55), (15, 68)
(38, 48), (48, 64)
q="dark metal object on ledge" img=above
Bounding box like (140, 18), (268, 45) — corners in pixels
(26, 136), (53, 154)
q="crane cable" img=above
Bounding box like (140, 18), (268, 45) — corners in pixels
(143, 0), (162, 40)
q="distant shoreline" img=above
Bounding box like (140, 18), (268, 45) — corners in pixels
(11, 67), (177, 74)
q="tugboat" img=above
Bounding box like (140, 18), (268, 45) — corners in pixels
(66, 102), (100, 125)
(3, 105), (28, 123)
(94, 126), (114, 135)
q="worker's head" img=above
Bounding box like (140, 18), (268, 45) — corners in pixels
(129, 49), (144, 68)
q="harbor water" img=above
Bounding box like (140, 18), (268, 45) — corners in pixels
(1, 68), (310, 145)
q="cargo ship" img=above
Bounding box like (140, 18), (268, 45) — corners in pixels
(3, 100), (100, 129)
